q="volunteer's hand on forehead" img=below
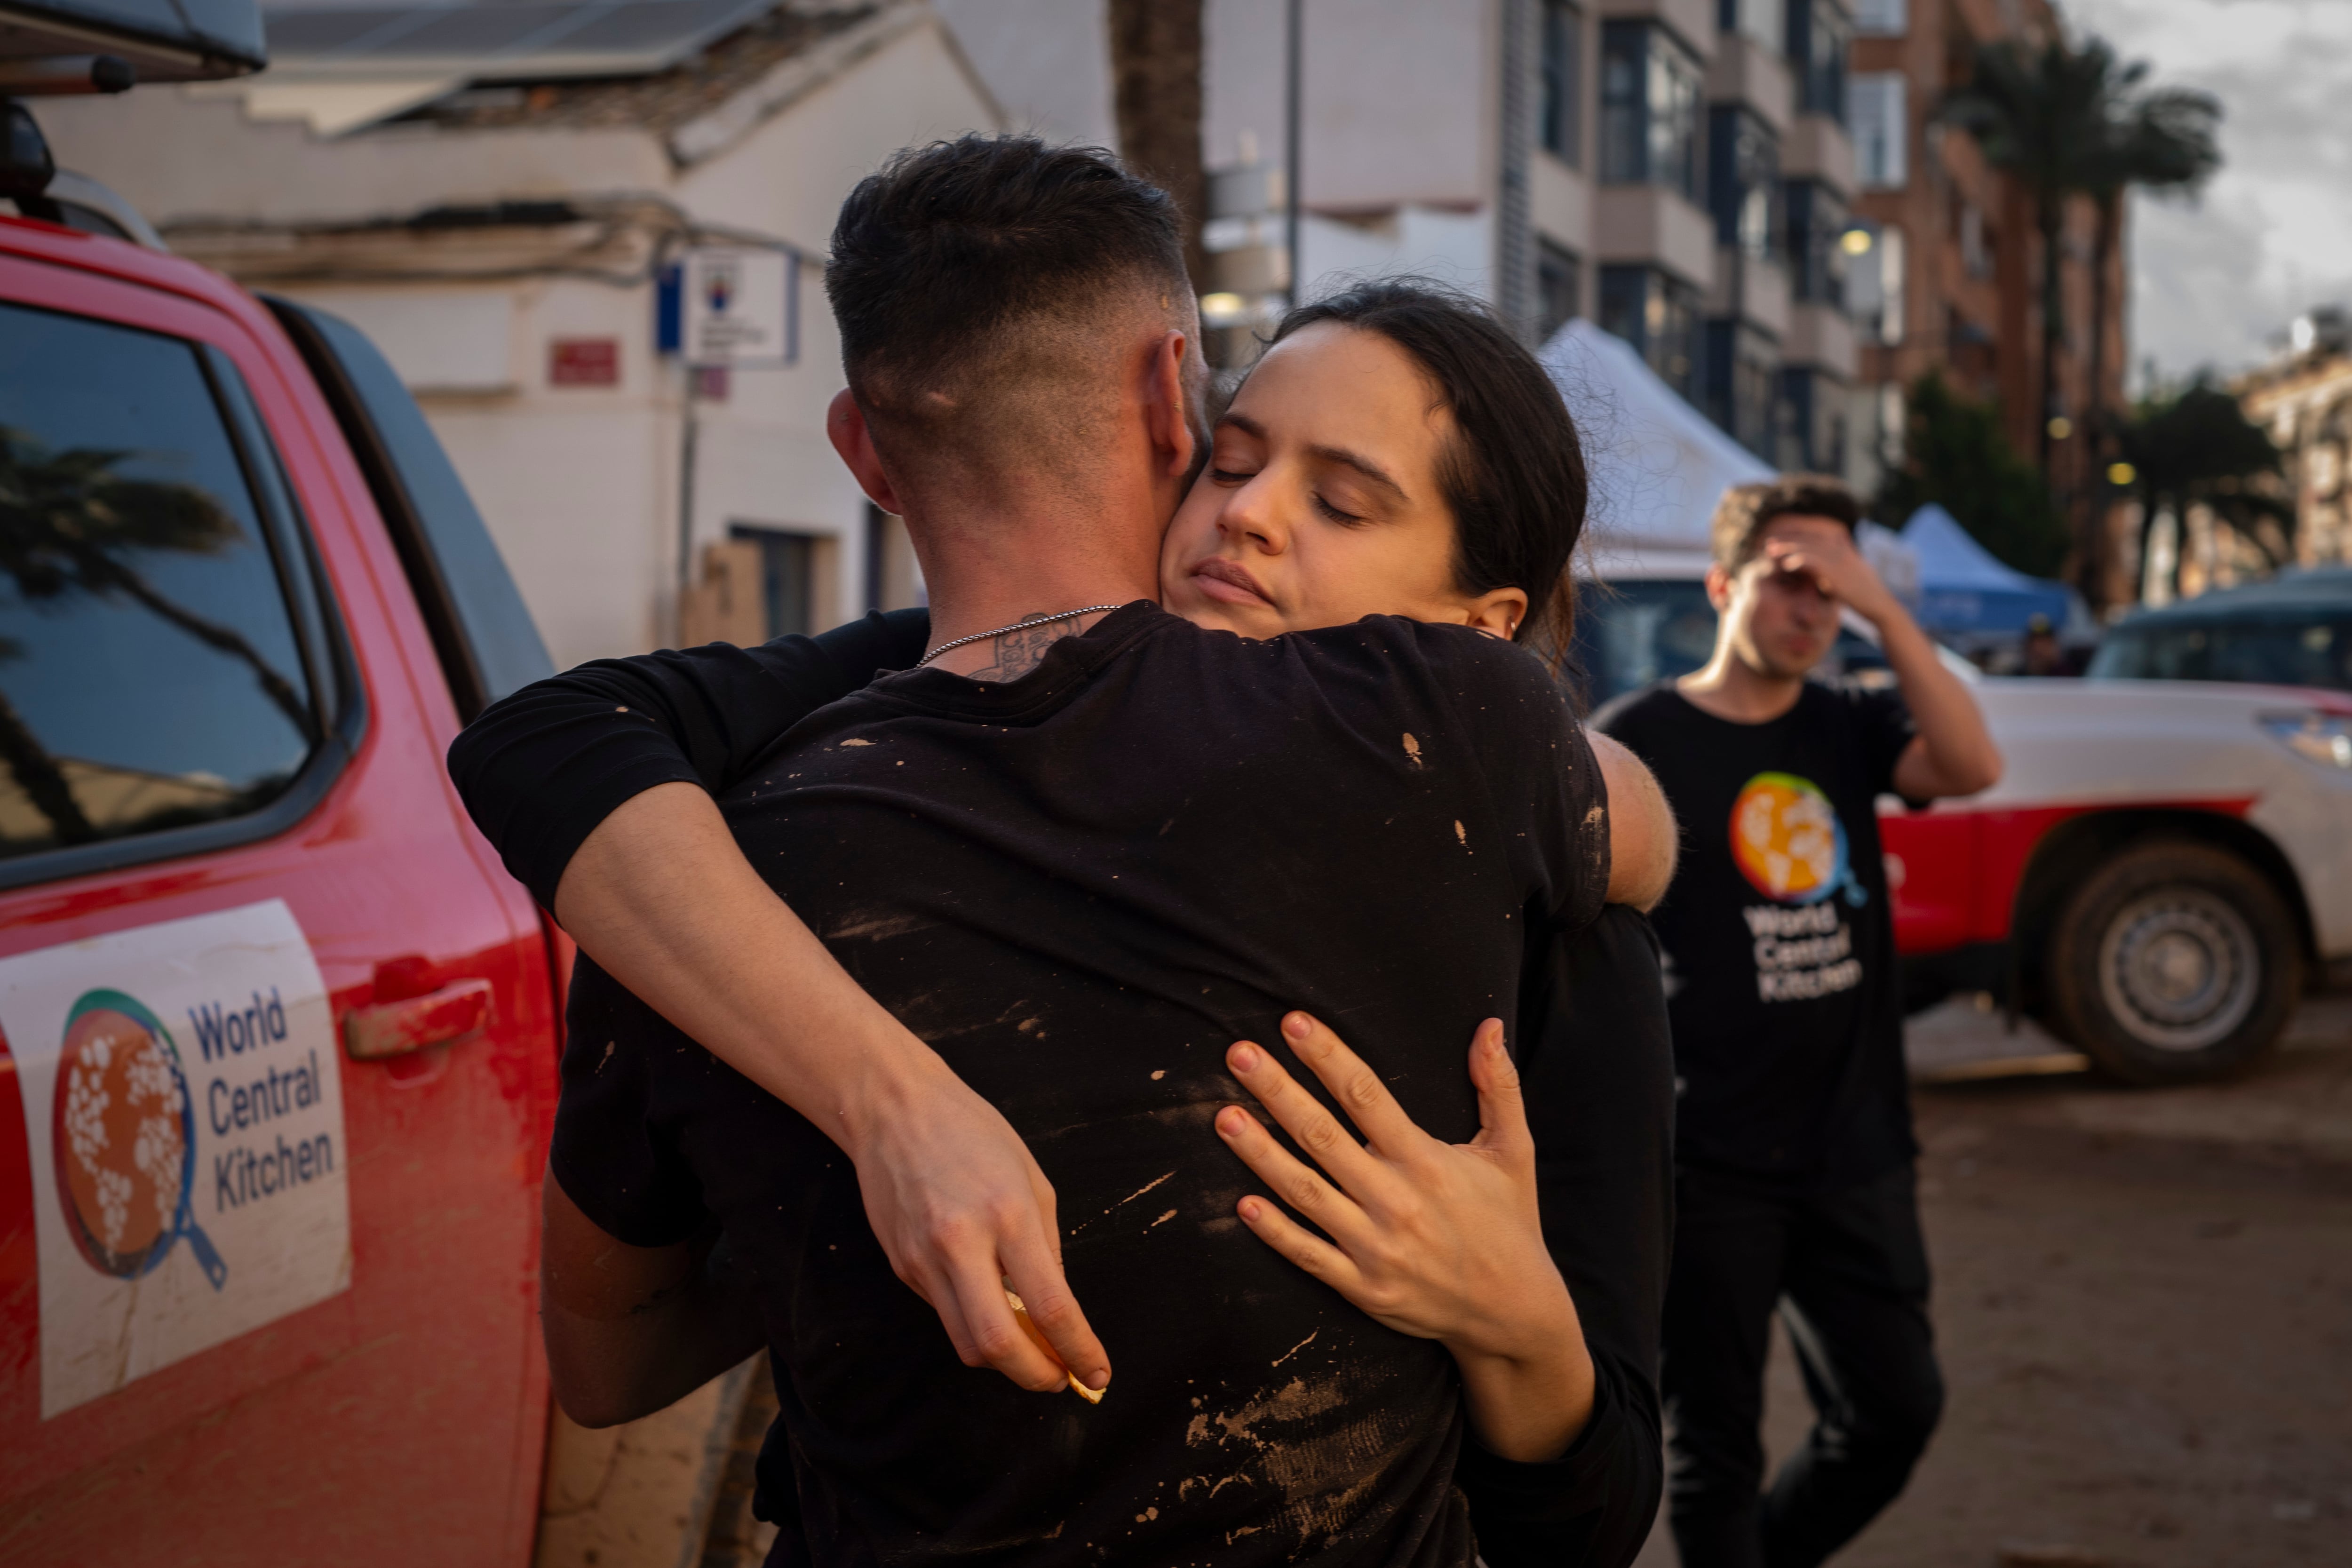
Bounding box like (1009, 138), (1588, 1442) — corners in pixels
(1751, 515), (1900, 625)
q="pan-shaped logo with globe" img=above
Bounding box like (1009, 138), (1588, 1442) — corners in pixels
(50, 989), (228, 1289)
(1729, 771), (1848, 905)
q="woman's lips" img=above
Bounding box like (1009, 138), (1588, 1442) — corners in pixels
(1190, 557), (1274, 608)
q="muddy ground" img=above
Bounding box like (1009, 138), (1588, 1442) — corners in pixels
(1630, 994), (2352, 1568)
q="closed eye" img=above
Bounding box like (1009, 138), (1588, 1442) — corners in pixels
(1314, 493), (1367, 526)
(1210, 466), (1258, 485)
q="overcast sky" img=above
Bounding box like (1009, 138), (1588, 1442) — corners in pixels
(2063, 0), (2352, 388)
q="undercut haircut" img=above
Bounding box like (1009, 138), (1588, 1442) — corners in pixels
(1709, 475), (1863, 568)
(825, 135), (1192, 483)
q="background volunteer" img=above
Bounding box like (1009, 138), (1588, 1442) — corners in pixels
(1595, 478), (2003, 1568)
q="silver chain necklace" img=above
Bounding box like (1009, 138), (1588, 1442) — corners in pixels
(915, 604), (1126, 669)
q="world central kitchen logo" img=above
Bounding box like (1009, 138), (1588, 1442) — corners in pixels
(48, 985), (337, 1288)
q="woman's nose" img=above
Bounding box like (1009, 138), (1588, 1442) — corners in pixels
(1219, 474), (1288, 555)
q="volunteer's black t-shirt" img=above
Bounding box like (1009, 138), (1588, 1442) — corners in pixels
(552, 604), (1613, 1568)
(1595, 682), (1916, 1184)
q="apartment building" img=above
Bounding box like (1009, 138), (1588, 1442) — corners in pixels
(1562, 0), (1861, 476)
(950, 0), (1861, 474)
(1843, 0), (2123, 508)
(2239, 308), (2352, 570)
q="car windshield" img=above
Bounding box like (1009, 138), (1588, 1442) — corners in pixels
(1570, 577), (1889, 707)
(2087, 615), (2352, 692)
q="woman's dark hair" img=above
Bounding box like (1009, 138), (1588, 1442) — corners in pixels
(1261, 279), (1589, 664)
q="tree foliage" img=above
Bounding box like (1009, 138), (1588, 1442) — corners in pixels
(1876, 373), (2069, 578)
(2115, 379), (2289, 584)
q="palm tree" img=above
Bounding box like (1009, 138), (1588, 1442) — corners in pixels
(1941, 38), (2112, 477)
(1107, 0), (1208, 289)
(2114, 378), (2286, 601)
(1942, 36), (2220, 604)
(2081, 81), (2220, 462)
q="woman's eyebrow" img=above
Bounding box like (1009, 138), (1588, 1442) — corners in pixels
(1309, 443), (1407, 500)
(1223, 412), (1406, 500)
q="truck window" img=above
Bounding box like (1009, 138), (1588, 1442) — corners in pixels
(265, 297), (553, 719)
(2089, 616), (2352, 692)
(1574, 578), (1722, 703)
(0, 302), (323, 863)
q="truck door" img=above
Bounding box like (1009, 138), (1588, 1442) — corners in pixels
(0, 250), (559, 1565)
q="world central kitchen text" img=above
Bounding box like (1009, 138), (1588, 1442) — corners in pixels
(188, 988), (337, 1213)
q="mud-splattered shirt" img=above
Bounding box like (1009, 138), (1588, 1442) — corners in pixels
(551, 602), (1612, 1568)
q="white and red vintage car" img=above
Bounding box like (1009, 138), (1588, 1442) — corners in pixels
(1577, 560), (2352, 1085)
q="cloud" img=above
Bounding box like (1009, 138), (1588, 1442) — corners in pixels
(2066, 0), (2352, 384)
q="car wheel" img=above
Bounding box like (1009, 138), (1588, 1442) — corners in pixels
(2047, 840), (2302, 1084)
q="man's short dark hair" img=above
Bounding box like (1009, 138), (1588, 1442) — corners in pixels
(825, 135), (1191, 470)
(1708, 475), (1863, 568)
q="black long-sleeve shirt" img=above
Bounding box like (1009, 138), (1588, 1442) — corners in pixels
(450, 612), (1669, 1567)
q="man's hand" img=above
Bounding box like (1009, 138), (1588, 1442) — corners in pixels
(557, 784), (1110, 1396)
(1758, 517), (1901, 626)
(841, 1051), (1109, 1395)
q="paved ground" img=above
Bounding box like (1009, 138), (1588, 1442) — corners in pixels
(1632, 993), (2352, 1568)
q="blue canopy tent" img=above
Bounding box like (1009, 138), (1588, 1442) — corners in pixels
(1901, 504), (2080, 638)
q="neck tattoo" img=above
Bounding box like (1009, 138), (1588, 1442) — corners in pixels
(917, 605), (1125, 679)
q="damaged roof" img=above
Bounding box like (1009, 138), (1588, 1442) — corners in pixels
(390, 1), (875, 133)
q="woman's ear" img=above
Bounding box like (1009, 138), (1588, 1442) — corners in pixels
(1462, 586), (1530, 640)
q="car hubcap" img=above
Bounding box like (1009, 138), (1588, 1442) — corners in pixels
(2097, 887), (2259, 1052)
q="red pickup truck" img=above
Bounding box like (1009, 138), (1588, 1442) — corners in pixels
(0, 82), (697, 1559)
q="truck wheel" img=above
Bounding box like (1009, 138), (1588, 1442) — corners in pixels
(2048, 840), (2301, 1084)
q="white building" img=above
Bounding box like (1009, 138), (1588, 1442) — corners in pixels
(40, 0), (999, 670)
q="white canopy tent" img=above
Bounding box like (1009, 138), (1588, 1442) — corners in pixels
(1538, 318), (1767, 568)
(1536, 318), (1918, 602)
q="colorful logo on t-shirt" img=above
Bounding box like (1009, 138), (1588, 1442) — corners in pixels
(1729, 771), (1847, 904)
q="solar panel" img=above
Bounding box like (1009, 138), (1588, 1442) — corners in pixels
(259, 8), (428, 53)
(0, 0), (266, 75)
(260, 0), (783, 79)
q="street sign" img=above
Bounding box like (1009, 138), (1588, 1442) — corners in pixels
(681, 247), (797, 368)
(549, 337), (620, 386)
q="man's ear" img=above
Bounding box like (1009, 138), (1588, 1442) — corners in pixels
(826, 388), (905, 515)
(1703, 560), (1737, 613)
(1144, 328), (1199, 482)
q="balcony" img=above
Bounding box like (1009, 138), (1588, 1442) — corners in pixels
(1785, 300), (1858, 376)
(1785, 111), (1856, 196)
(1596, 185), (1715, 291)
(1532, 152), (1594, 256)
(1706, 32), (1793, 132)
(1598, 0), (1715, 60)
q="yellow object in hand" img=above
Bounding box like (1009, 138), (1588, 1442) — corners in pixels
(1004, 1287), (1104, 1403)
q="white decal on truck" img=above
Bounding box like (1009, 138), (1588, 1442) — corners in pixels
(0, 899), (350, 1418)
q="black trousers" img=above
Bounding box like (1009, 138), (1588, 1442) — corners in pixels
(1661, 1162), (1944, 1568)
